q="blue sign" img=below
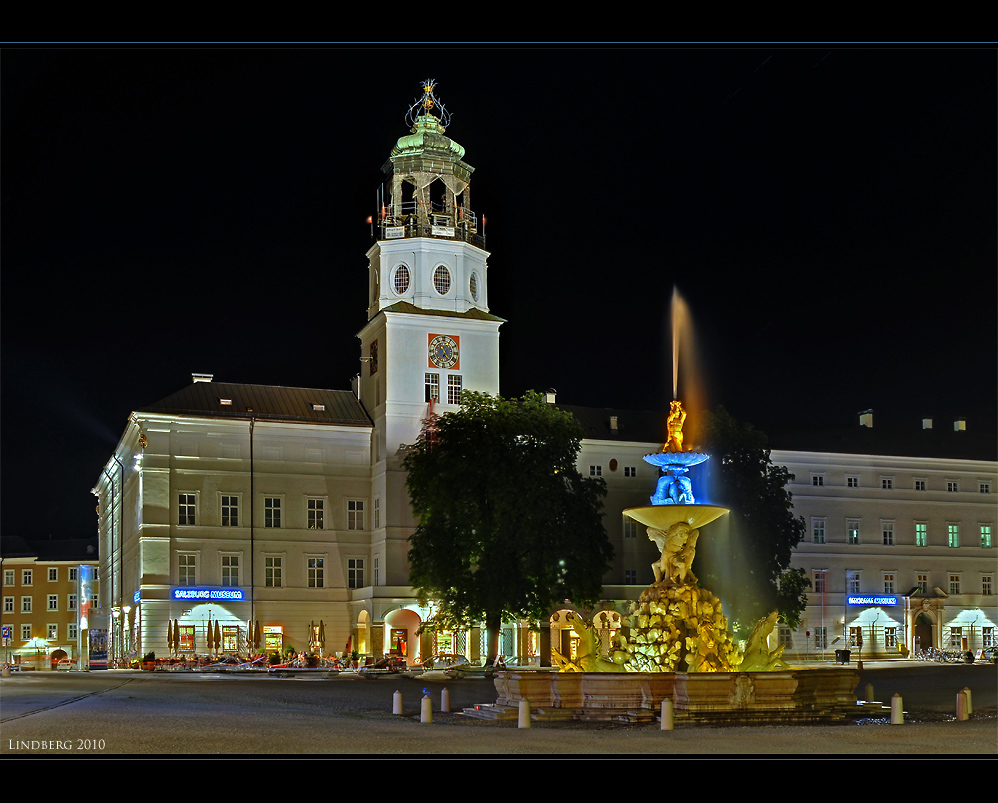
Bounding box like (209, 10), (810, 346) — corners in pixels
(172, 587), (245, 601)
(847, 595), (898, 606)
(133, 590), (141, 603)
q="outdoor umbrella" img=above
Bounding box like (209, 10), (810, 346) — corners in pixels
(167, 620), (174, 655)
(246, 620), (254, 655)
(174, 619), (181, 654)
(309, 620), (316, 651)
(318, 620), (326, 654)
(214, 620), (221, 655)
(254, 620), (261, 652)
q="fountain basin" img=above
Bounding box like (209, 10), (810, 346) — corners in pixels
(475, 669), (860, 724)
(623, 504), (729, 531)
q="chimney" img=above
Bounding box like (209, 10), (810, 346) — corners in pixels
(545, 388), (557, 405)
(954, 417), (967, 432)
(858, 409), (873, 428)
(192, 373), (214, 384)
(610, 415), (619, 434)
(922, 417), (933, 430)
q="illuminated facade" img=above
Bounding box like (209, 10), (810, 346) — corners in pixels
(1, 537), (99, 669)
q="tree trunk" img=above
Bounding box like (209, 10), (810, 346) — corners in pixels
(485, 611), (502, 665)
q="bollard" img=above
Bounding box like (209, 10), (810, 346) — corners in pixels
(865, 683), (874, 702)
(961, 686), (973, 716)
(421, 694), (432, 723)
(441, 687), (450, 713)
(393, 690), (403, 715)
(1, 665), (10, 679)
(518, 698), (531, 728)
(661, 698), (674, 731)
(956, 689), (970, 721)
(890, 694), (903, 724)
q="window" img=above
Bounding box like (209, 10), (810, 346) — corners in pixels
(348, 558), (365, 589)
(948, 574), (961, 595)
(307, 557), (324, 589)
(623, 519), (638, 539)
(947, 524), (959, 548)
(469, 272), (479, 301)
(178, 493), (197, 525)
(221, 555), (239, 586)
(947, 480), (959, 493)
(847, 519), (860, 545)
(348, 500), (365, 531)
(847, 571), (861, 594)
(948, 627), (962, 649)
(811, 474), (824, 487)
(981, 525), (993, 548)
(68, 594), (78, 611)
(373, 498), (380, 529)
(980, 482), (991, 494)
(883, 573), (895, 594)
(778, 625), (793, 648)
(847, 475), (859, 488)
(590, 465), (602, 477)
(915, 522), (927, 547)
(813, 571), (827, 594)
(432, 265), (451, 295)
(21, 597), (32, 613)
(48, 568), (58, 582)
(374, 556), (380, 586)
(882, 521), (894, 546)
(307, 499), (324, 530)
(178, 553), (197, 586)
(47, 594), (58, 611)
(265, 497), (282, 528)
(222, 626), (240, 653)
(624, 466), (637, 478)
(814, 627), (828, 649)
(884, 627), (897, 649)
(47, 624), (58, 640)
(984, 627), (994, 649)
(881, 477), (893, 490)
(447, 375), (462, 404)
(68, 623), (78, 640)
(424, 373), (440, 403)
(3, 597), (13, 613)
(916, 573), (928, 594)
(22, 570), (33, 586)
(221, 495), (239, 527)
(265, 556), (283, 588)
(811, 518), (826, 544)
(849, 626), (862, 648)
(69, 568), (77, 582)
(4, 570), (13, 586)
(393, 264), (410, 294)
(624, 569), (637, 584)
(983, 575), (994, 595)
(21, 625), (31, 640)
(914, 479), (926, 491)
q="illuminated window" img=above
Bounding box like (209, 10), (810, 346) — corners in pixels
(222, 626), (240, 653)
(348, 500), (365, 531)
(981, 525), (993, 548)
(915, 522), (927, 547)
(264, 498), (282, 528)
(947, 524), (959, 548)
(178, 493), (197, 525)
(847, 519), (860, 544)
(221, 495), (239, 527)
(307, 557), (324, 589)
(178, 625), (195, 652)
(178, 554), (197, 586)
(447, 375), (462, 404)
(348, 559), (365, 589)
(882, 521), (894, 546)
(307, 499), (324, 530)
(265, 556), (282, 588)
(424, 373), (439, 402)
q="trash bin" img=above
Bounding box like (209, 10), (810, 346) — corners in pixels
(834, 649), (851, 664)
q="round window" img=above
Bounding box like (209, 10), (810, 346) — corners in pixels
(393, 265), (411, 295)
(433, 265), (451, 295)
(470, 272), (479, 301)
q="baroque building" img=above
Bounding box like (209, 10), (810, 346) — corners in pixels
(92, 84), (996, 667)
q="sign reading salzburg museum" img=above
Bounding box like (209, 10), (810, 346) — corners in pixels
(847, 595), (898, 606)
(172, 587), (245, 601)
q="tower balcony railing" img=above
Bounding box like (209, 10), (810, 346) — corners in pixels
(377, 201), (485, 249)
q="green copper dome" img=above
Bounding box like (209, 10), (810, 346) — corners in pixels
(391, 115), (465, 160)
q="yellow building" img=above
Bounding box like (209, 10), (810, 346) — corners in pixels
(1, 537), (99, 670)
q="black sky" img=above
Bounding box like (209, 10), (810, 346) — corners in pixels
(3, 44), (996, 539)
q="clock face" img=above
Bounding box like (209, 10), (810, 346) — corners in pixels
(428, 334), (460, 369)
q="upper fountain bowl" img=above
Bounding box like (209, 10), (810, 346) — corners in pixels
(643, 451), (710, 471)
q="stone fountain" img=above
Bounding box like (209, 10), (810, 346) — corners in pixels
(475, 399), (859, 724)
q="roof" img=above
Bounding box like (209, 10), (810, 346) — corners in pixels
(381, 300), (505, 323)
(137, 382), (372, 427)
(558, 404), (996, 462)
(0, 536), (99, 561)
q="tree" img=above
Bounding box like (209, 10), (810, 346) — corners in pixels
(402, 391), (613, 662)
(695, 406), (809, 636)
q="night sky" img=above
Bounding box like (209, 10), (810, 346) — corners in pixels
(3, 45), (995, 540)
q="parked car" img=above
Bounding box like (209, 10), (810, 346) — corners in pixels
(981, 645), (997, 663)
(421, 654), (469, 670)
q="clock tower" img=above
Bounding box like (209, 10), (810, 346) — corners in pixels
(357, 81), (503, 586)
